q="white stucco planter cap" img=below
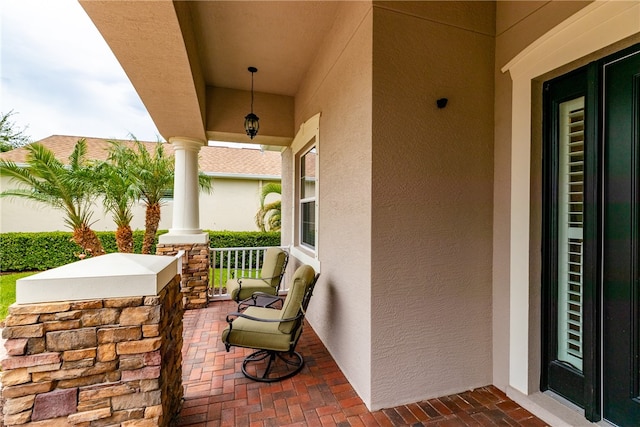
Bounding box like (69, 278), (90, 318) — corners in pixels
(16, 253), (179, 304)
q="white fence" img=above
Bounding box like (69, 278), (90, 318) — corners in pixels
(208, 246), (287, 299)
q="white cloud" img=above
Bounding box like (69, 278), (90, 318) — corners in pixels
(0, 0), (161, 142)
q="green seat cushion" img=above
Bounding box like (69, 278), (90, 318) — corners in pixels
(227, 278), (275, 301)
(221, 307), (294, 352)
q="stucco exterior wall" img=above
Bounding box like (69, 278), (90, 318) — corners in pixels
(199, 178), (280, 232)
(0, 176), (276, 233)
(369, 1), (495, 409)
(285, 1), (375, 407)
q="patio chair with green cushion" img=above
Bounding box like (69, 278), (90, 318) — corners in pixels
(221, 264), (319, 382)
(226, 247), (289, 302)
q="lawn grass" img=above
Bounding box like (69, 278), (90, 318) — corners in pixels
(209, 268), (259, 292)
(1, 272), (37, 321)
(210, 268), (259, 285)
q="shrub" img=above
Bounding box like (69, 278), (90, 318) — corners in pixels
(1, 232), (79, 272)
(0, 230), (280, 272)
(208, 231), (281, 249)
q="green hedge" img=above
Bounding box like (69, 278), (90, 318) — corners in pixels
(208, 231), (280, 249)
(0, 230), (280, 272)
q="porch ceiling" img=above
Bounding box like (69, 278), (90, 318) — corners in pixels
(79, 1), (340, 145)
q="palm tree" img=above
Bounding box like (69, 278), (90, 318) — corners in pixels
(93, 148), (136, 252)
(255, 182), (281, 231)
(0, 139), (105, 256)
(108, 138), (212, 254)
(107, 139), (172, 254)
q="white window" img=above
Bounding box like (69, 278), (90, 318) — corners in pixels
(290, 113), (320, 271)
(299, 146), (316, 249)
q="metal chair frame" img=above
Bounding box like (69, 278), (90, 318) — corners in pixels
(223, 272), (320, 382)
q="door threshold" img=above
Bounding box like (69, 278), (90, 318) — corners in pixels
(506, 387), (598, 426)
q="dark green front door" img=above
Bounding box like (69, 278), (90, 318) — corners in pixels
(602, 48), (640, 427)
(543, 45), (640, 426)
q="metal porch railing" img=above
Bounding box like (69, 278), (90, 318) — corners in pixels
(208, 246), (287, 300)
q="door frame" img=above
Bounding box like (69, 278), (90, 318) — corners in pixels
(540, 63), (601, 420)
(500, 0), (639, 398)
(540, 44), (640, 421)
(541, 42), (640, 424)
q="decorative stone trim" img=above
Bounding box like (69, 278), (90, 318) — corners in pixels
(1, 275), (183, 427)
(156, 243), (209, 309)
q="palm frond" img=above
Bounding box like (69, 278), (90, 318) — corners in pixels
(255, 182), (282, 231)
(199, 173), (213, 194)
(68, 138), (88, 170)
(0, 160), (41, 187)
(260, 182), (282, 206)
(92, 156), (137, 230)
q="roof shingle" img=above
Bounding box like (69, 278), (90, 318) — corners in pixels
(0, 135), (281, 177)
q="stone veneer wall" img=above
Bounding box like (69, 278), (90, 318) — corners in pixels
(0, 274), (183, 427)
(156, 243), (209, 309)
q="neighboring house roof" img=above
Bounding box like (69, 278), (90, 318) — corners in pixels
(0, 135), (281, 179)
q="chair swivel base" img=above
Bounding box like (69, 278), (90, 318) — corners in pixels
(241, 349), (304, 382)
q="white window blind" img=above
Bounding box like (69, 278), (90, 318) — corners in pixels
(557, 97), (585, 371)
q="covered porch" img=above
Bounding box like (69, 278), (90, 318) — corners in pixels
(176, 300), (545, 426)
(78, 1), (640, 425)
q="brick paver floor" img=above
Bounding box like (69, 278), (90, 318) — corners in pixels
(175, 301), (549, 426)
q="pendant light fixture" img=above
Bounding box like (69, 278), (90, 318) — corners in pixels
(244, 66), (259, 139)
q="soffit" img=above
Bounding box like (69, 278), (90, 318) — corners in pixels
(188, 1), (340, 96)
(80, 1), (339, 143)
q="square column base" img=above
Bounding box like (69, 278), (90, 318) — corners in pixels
(157, 239), (209, 309)
(159, 232), (208, 245)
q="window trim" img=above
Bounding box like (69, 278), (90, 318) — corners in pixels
(290, 113), (321, 272)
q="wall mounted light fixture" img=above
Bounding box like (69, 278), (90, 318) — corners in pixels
(244, 67), (259, 139)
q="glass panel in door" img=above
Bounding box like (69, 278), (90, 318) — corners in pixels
(557, 97), (585, 372)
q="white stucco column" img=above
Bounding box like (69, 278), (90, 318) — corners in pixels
(159, 136), (208, 244)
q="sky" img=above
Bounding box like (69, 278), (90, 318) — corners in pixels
(1, 0), (163, 143)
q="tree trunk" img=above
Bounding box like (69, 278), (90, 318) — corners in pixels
(73, 223), (106, 257)
(142, 202), (161, 254)
(115, 225), (134, 253)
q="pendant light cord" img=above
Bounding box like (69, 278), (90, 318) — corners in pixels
(251, 71), (255, 113)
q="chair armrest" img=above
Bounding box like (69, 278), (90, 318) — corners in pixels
(226, 311), (302, 324)
(236, 276), (269, 283)
(251, 291), (280, 298)
(237, 276), (279, 287)
(256, 275), (281, 281)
